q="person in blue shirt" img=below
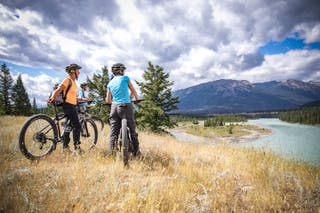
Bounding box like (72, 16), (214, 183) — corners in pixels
(78, 83), (92, 105)
(106, 63), (140, 156)
(77, 83), (92, 113)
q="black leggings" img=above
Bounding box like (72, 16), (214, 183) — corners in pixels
(63, 102), (81, 147)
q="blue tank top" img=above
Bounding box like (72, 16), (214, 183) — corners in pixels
(107, 75), (130, 104)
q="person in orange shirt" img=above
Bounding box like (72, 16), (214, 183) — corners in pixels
(48, 63), (83, 154)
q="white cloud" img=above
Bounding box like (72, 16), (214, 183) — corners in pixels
(12, 73), (59, 107)
(229, 49), (320, 82)
(294, 23), (320, 43)
(1, 0), (320, 96)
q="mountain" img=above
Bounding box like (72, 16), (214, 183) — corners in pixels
(309, 81), (320, 87)
(173, 79), (320, 115)
(255, 79), (320, 105)
(301, 100), (320, 108)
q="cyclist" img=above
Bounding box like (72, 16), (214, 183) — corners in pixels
(106, 63), (140, 156)
(77, 83), (92, 112)
(48, 63), (84, 154)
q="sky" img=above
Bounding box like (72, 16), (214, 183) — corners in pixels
(0, 0), (320, 106)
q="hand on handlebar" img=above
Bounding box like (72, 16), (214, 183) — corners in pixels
(81, 97), (92, 102)
(133, 99), (143, 104)
(133, 100), (140, 105)
(47, 97), (55, 103)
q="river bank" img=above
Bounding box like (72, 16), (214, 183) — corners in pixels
(170, 123), (273, 144)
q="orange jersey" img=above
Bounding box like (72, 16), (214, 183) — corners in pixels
(60, 78), (78, 105)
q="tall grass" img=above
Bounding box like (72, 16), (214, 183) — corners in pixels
(0, 116), (319, 212)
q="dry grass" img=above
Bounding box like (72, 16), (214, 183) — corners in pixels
(0, 116), (319, 212)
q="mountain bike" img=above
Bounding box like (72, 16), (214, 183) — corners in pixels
(19, 103), (98, 160)
(76, 102), (104, 131)
(107, 100), (141, 166)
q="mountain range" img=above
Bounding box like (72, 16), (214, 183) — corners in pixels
(172, 79), (320, 115)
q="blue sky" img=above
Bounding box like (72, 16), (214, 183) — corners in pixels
(260, 38), (320, 55)
(0, 0), (320, 106)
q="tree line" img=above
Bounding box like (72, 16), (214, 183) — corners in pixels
(0, 62), (179, 133)
(204, 115), (247, 127)
(0, 64), (35, 116)
(278, 107), (320, 125)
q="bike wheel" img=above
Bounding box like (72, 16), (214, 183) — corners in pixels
(80, 118), (98, 151)
(91, 115), (104, 131)
(19, 114), (58, 160)
(121, 119), (129, 166)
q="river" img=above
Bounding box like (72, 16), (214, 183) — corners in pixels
(244, 118), (320, 167)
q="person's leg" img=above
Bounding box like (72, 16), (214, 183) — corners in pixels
(62, 107), (72, 149)
(109, 104), (121, 153)
(64, 103), (81, 149)
(126, 104), (140, 156)
(62, 132), (71, 148)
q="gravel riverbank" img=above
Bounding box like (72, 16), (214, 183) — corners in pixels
(170, 127), (272, 144)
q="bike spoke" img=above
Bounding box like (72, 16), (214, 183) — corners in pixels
(28, 120), (53, 155)
(19, 115), (56, 159)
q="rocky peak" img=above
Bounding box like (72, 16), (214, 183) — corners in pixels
(309, 81), (320, 87)
(280, 79), (317, 91)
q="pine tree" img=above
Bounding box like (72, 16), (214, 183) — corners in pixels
(278, 106), (320, 125)
(32, 97), (38, 114)
(0, 63), (14, 115)
(87, 66), (110, 122)
(0, 87), (3, 115)
(136, 61), (179, 133)
(11, 74), (32, 115)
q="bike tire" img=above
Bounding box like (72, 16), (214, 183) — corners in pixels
(91, 115), (104, 131)
(80, 118), (98, 151)
(19, 114), (58, 160)
(121, 119), (129, 166)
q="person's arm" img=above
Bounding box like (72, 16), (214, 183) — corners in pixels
(84, 97), (92, 102)
(128, 81), (139, 101)
(106, 90), (112, 104)
(77, 97), (92, 102)
(48, 84), (66, 102)
(77, 90), (92, 102)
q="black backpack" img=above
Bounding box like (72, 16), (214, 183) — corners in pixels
(54, 79), (72, 106)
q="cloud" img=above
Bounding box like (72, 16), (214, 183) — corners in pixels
(0, 0), (320, 98)
(12, 72), (59, 106)
(295, 23), (320, 43)
(229, 49), (320, 83)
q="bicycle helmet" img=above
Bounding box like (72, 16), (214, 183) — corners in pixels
(111, 63), (126, 75)
(65, 63), (82, 73)
(80, 83), (88, 89)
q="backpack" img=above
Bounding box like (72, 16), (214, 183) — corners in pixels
(54, 79), (72, 106)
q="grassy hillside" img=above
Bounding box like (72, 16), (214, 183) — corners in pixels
(0, 116), (319, 212)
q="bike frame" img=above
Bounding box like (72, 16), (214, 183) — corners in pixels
(77, 103), (104, 131)
(51, 105), (70, 147)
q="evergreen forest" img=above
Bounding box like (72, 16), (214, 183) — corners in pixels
(278, 106), (320, 125)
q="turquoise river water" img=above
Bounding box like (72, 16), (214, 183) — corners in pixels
(244, 118), (320, 167)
